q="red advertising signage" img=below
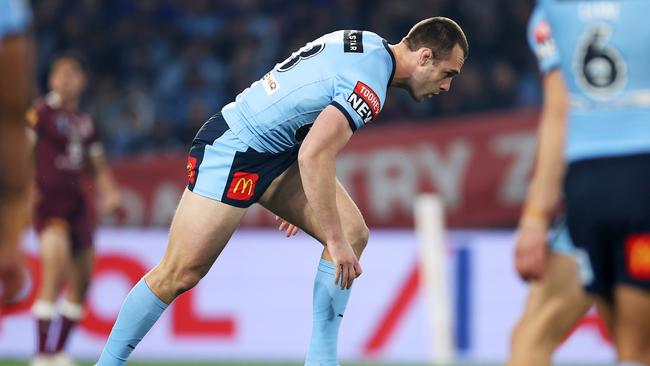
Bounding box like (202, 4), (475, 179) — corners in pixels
(106, 109), (539, 228)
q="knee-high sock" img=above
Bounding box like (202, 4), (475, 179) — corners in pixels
(53, 299), (84, 353)
(32, 300), (55, 355)
(305, 259), (352, 366)
(95, 278), (168, 366)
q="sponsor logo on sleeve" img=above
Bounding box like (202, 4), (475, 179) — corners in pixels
(625, 234), (650, 280)
(262, 72), (280, 96)
(227, 172), (259, 201)
(347, 81), (380, 124)
(344, 30), (364, 53)
(533, 19), (558, 60)
(187, 156), (198, 185)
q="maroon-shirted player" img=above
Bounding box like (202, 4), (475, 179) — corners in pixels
(29, 55), (120, 366)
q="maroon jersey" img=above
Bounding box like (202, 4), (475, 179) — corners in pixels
(32, 93), (99, 199)
(31, 93), (100, 248)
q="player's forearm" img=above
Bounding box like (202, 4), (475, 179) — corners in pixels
(95, 165), (118, 195)
(522, 70), (568, 225)
(91, 152), (119, 197)
(523, 108), (566, 223)
(298, 153), (345, 244)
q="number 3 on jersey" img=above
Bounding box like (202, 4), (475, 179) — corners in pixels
(277, 43), (325, 72)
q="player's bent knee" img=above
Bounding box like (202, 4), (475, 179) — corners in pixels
(169, 268), (204, 297)
(349, 223), (369, 254)
(148, 263), (206, 302)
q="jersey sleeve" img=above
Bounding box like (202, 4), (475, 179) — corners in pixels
(330, 52), (389, 132)
(527, 5), (561, 74)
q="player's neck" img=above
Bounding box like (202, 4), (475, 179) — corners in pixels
(60, 99), (79, 111)
(388, 42), (414, 87)
(47, 91), (79, 111)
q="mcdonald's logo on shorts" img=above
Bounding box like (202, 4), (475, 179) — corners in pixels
(226, 172), (259, 201)
(625, 234), (650, 280)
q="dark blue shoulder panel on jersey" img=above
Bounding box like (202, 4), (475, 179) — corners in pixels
(382, 39), (396, 88)
(330, 101), (358, 133)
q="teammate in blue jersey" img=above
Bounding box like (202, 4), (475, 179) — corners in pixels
(95, 17), (468, 366)
(0, 0), (33, 308)
(509, 7), (593, 366)
(517, 1), (650, 364)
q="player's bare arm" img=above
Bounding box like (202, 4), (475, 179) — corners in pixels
(515, 69), (568, 281)
(298, 105), (361, 290)
(89, 144), (121, 214)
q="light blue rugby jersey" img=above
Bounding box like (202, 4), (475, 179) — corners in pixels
(221, 30), (395, 154)
(539, 0), (650, 162)
(0, 0), (31, 40)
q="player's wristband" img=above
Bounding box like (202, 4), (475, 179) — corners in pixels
(520, 205), (550, 226)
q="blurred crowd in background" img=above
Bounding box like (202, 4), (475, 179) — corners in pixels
(32, 0), (538, 157)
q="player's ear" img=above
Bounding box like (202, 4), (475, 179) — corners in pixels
(418, 48), (432, 66)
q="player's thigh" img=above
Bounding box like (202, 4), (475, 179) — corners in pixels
(157, 188), (247, 277)
(258, 162), (368, 254)
(38, 220), (72, 267)
(515, 253), (592, 343)
(613, 285), (650, 361)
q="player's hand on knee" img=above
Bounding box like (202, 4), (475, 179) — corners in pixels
(328, 240), (361, 290)
(514, 220), (549, 281)
(275, 216), (300, 237)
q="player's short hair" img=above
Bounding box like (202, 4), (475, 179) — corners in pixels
(404, 17), (469, 61)
(51, 51), (88, 75)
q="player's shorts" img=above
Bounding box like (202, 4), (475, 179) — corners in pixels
(187, 112), (299, 208)
(34, 194), (95, 250)
(548, 217), (594, 285)
(548, 217), (576, 255)
(564, 152), (650, 299)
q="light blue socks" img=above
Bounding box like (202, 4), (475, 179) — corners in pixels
(96, 262), (352, 366)
(96, 278), (168, 366)
(305, 259), (352, 366)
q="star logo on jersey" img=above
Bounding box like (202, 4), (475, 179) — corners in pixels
(187, 156), (198, 185)
(226, 172), (259, 201)
(347, 81), (380, 124)
(625, 234), (650, 280)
